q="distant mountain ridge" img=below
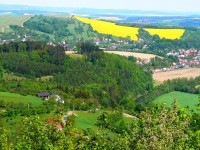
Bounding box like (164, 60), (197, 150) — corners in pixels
(0, 4), (200, 27)
(0, 4), (200, 16)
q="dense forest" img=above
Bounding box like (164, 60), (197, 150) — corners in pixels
(0, 41), (152, 110)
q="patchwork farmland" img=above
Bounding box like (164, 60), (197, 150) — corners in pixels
(75, 16), (185, 40)
(0, 16), (32, 32)
(144, 28), (185, 40)
(75, 16), (139, 40)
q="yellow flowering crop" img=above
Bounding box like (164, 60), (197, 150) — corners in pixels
(144, 28), (185, 40)
(75, 16), (185, 41)
(75, 16), (139, 41)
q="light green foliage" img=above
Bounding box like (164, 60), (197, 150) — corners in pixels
(13, 117), (68, 150)
(0, 66), (3, 81)
(96, 111), (131, 135)
(0, 128), (8, 150)
(129, 102), (194, 149)
(154, 91), (199, 113)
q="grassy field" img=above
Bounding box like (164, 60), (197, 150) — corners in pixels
(74, 111), (133, 130)
(0, 16), (32, 32)
(73, 111), (133, 138)
(74, 111), (101, 130)
(153, 91), (199, 113)
(105, 51), (162, 60)
(0, 92), (43, 106)
(153, 68), (200, 82)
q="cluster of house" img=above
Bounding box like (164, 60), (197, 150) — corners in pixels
(151, 48), (200, 73)
(37, 92), (64, 104)
(167, 48), (200, 66)
(93, 37), (130, 48)
(167, 48), (199, 58)
(0, 34), (32, 44)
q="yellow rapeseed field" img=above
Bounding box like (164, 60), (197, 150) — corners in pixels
(144, 28), (185, 40)
(75, 16), (185, 41)
(75, 16), (139, 40)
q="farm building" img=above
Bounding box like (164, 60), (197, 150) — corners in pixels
(37, 92), (50, 100)
(50, 93), (65, 104)
(37, 92), (64, 103)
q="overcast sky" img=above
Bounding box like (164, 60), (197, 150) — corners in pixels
(0, 0), (200, 12)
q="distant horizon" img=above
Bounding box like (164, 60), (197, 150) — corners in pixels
(0, 0), (200, 13)
(0, 4), (198, 13)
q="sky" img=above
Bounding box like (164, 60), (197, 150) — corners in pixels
(0, 0), (200, 12)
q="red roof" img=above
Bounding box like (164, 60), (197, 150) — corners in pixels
(57, 123), (63, 130)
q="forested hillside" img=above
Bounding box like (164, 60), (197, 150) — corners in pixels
(0, 41), (152, 110)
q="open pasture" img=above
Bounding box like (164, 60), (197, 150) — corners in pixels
(0, 16), (32, 32)
(153, 91), (199, 113)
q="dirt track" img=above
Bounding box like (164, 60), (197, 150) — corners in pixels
(1, 27), (4, 33)
(153, 68), (200, 82)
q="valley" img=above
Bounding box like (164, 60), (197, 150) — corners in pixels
(0, 4), (199, 149)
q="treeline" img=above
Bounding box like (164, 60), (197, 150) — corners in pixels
(151, 56), (179, 68)
(0, 100), (54, 117)
(0, 41), (66, 78)
(138, 28), (200, 53)
(0, 53), (66, 78)
(137, 77), (200, 106)
(0, 41), (66, 65)
(77, 41), (101, 54)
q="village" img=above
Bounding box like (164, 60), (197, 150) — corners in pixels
(152, 48), (200, 73)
